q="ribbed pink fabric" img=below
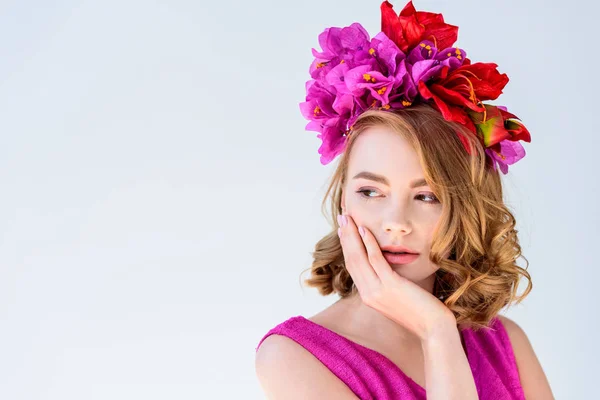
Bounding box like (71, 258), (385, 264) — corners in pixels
(256, 315), (525, 399)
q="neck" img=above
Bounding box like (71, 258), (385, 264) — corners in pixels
(335, 273), (438, 346)
(333, 293), (422, 348)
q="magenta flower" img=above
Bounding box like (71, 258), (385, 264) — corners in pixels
(300, 80), (354, 128)
(299, 79), (357, 164)
(316, 124), (349, 165)
(344, 66), (397, 105)
(369, 31), (405, 77)
(436, 46), (467, 70)
(388, 59), (417, 105)
(309, 23), (372, 80)
(300, 2), (531, 171)
(485, 139), (526, 174)
(407, 40), (467, 84)
(299, 80), (337, 126)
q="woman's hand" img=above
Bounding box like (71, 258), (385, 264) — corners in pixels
(337, 213), (456, 341)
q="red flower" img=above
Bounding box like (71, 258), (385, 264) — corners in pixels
(417, 61), (510, 132)
(380, 1), (459, 53)
(497, 108), (531, 143)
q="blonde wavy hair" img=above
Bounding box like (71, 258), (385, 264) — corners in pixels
(300, 103), (532, 330)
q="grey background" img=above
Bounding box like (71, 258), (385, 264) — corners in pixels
(0, 0), (596, 398)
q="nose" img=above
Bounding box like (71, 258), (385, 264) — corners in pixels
(383, 206), (413, 236)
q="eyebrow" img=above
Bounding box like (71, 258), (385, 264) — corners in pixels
(352, 171), (428, 188)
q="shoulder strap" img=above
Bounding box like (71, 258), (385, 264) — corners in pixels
(461, 316), (526, 400)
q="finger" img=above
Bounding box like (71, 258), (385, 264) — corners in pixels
(339, 214), (379, 286)
(359, 225), (394, 280)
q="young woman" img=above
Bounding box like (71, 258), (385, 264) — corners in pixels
(255, 2), (554, 399)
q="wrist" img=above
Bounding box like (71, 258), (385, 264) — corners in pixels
(419, 313), (458, 344)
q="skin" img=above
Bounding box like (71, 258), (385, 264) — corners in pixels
(341, 126), (446, 294)
(324, 125), (453, 345)
(327, 125), (477, 397)
(255, 125), (555, 398)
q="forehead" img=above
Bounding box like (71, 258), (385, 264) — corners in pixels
(347, 126), (423, 179)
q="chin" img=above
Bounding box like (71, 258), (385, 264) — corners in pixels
(390, 265), (419, 279)
(391, 263), (437, 283)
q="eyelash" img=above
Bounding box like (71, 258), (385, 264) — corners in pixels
(356, 189), (440, 204)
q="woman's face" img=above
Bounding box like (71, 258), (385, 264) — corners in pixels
(341, 125), (444, 290)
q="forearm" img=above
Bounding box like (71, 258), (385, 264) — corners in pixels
(421, 323), (478, 399)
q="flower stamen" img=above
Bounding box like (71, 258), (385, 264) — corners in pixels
(363, 73), (377, 83)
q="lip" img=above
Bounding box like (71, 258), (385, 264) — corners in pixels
(382, 251), (420, 265)
(381, 245), (420, 254)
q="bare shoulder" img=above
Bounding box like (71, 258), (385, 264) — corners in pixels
(255, 334), (359, 400)
(496, 315), (555, 399)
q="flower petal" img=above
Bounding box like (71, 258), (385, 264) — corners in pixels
(429, 83), (485, 112)
(317, 124), (348, 165)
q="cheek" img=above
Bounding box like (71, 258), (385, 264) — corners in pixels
(415, 209), (442, 229)
(346, 211), (373, 232)
(346, 195), (374, 219)
(416, 211), (442, 246)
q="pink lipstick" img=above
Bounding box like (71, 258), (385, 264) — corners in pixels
(382, 251), (419, 265)
(380, 245), (420, 265)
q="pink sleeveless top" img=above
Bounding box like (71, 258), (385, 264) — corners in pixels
(256, 315), (525, 399)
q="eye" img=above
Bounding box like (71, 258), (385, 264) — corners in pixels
(356, 189), (380, 201)
(416, 193), (440, 204)
(356, 189), (440, 204)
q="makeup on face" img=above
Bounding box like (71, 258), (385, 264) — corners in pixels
(382, 251), (420, 265)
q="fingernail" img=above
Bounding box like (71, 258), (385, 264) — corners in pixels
(341, 215), (348, 227)
(337, 227), (342, 238)
(337, 214), (342, 226)
(359, 226), (365, 237)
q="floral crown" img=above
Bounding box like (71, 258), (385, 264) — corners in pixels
(299, 0), (531, 174)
